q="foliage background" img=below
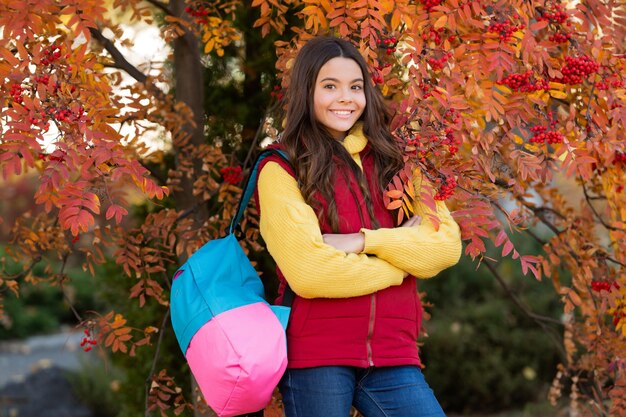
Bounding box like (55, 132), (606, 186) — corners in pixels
(1, 0), (625, 416)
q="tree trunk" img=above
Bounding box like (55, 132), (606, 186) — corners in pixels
(171, 0), (208, 229)
(170, 1), (214, 416)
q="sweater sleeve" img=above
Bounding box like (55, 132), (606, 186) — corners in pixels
(360, 171), (462, 278)
(258, 161), (405, 299)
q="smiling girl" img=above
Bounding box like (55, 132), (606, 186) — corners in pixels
(255, 36), (462, 417)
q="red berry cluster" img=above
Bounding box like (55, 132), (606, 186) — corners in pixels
(596, 75), (624, 91)
(10, 83), (24, 104)
(428, 53), (453, 71)
(29, 110), (50, 131)
(442, 130), (460, 155)
(488, 19), (525, 43)
(420, 0), (443, 12)
(39, 150), (67, 163)
(591, 280), (618, 292)
(553, 55), (599, 85)
(55, 108), (73, 122)
(185, 5), (210, 24)
(41, 45), (62, 66)
(270, 85), (283, 101)
(419, 81), (432, 99)
(407, 135), (421, 146)
(422, 27), (446, 45)
(498, 70), (550, 92)
(33, 74), (51, 86)
(444, 108), (461, 124)
(434, 176), (457, 200)
(529, 125), (564, 144)
(80, 329), (97, 352)
(376, 37), (398, 55)
(538, 4), (568, 24)
(372, 63), (391, 84)
(614, 151), (626, 165)
(220, 166), (243, 184)
(549, 31), (571, 43)
(49, 106), (85, 124)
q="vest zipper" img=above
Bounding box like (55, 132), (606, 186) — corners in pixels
(366, 293), (376, 366)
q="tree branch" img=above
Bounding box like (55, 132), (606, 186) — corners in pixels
(145, 0), (173, 15)
(242, 100), (283, 171)
(145, 309), (170, 417)
(483, 260), (567, 361)
(581, 181), (623, 232)
(89, 27), (168, 102)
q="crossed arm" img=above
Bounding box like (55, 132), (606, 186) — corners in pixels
(257, 162), (462, 299)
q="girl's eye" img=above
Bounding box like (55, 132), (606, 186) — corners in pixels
(352, 85), (363, 90)
(323, 84), (336, 89)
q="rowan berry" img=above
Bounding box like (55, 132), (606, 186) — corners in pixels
(591, 280), (612, 292)
(422, 27), (445, 45)
(553, 55), (599, 85)
(220, 166), (243, 184)
(420, 0), (443, 12)
(80, 328), (97, 352)
(548, 31), (571, 43)
(498, 71), (549, 92)
(614, 151), (626, 166)
(529, 125), (564, 144)
(428, 53), (452, 71)
(538, 4), (568, 24)
(434, 176), (457, 200)
(488, 19), (524, 43)
(10, 83), (24, 104)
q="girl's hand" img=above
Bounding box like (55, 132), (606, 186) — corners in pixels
(401, 215), (422, 228)
(323, 232), (365, 254)
(323, 232), (410, 278)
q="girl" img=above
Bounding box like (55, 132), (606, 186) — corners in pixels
(256, 36), (462, 417)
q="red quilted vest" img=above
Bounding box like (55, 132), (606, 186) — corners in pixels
(257, 145), (423, 369)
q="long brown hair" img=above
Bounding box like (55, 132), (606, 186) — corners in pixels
(281, 36), (404, 231)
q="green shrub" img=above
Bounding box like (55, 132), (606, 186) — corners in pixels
(66, 359), (124, 417)
(419, 252), (563, 414)
(0, 246), (106, 340)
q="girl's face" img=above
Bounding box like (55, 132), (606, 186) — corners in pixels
(313, 57), (366, 140)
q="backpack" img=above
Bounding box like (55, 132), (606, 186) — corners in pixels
(170, 149), (292, 417)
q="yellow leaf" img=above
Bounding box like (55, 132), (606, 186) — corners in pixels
(391, 9), (401, 29)
(524, 143), (540, 152)
(549, 81), (566, 90)
(549, 89), (568, 99)
(434, 14), (447, 29)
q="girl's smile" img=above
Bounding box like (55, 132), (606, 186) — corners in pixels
(313, 57), (366, 140)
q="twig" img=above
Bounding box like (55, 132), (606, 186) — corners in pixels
(242, 100), (284, 172)
(524, 227), (547, 246)
(145, 0), (173, 15)
(58, 253), (84, 323)
(89, 27), (167, 102)
(144, 309), (171, 417)
(483, 260), (567, 361)
(581, 181), (623, 231)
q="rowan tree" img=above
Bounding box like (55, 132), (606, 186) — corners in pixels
(0, 0), (625, 416)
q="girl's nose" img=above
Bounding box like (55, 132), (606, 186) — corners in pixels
(338, 90), (352, 103)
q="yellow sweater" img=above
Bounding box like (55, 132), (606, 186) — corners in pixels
(257, 126), (462, 299)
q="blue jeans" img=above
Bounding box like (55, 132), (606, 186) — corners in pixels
(279, 366), (446, 417)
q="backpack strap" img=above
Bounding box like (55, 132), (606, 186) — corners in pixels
(229, 149), (289, 234)
(228, 149), (295, 309)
